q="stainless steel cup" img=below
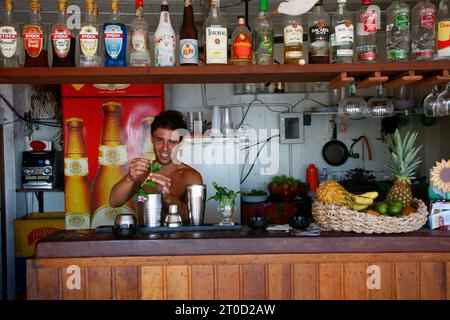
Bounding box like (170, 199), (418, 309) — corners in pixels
(186, 184), (206, 226)
(140, 193), (162, 227)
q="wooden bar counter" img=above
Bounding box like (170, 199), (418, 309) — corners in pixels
(27, 228), (450, 300)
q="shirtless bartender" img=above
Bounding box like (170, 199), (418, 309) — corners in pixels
(109, 110), (203, 223)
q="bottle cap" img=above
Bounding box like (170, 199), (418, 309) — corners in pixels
(169, 204), (178, 214)
(135, 0), (143, 9)
(259, 0), (268, 12)
(237, 16), (245, 25)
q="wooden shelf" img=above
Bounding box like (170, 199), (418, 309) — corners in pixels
(1, 61), (450, 85)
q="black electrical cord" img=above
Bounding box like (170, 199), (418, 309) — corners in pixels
(292, 97), (329, 111)
(240, 135), (278, 184)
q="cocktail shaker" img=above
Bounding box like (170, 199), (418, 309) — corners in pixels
(186, 184), (206, 226)
(139, 193), (162, 227)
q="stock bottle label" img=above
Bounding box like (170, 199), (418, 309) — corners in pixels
(23, 25), (43, 58)
(91, 205), (134, 228)
(420, 8), (435, 29)
(64, 158), (89, 176)
(104, 25), (124, 59)
(131, 29), (147, 53)
(180, 39), (198, 64)
(232, 33), (252, 61)
(155, 33), (175, 66)
(79, 25), (99, 57)
(438, 21), (450, 56)
(0, 26), (18, 58)
(206, 27), (227, 64)
(98, 145), (128, 166)
(52, 26), (71, 58)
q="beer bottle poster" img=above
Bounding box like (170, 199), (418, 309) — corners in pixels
(62, 84), (164, 229)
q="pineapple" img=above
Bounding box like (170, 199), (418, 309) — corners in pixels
(317, 180), (353, 209)
(385, 129), (422, 207)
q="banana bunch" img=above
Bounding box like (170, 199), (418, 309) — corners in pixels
(351, 192), (379, 211)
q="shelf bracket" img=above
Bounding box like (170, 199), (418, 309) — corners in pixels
(356, 72), (388, 89)
(330, 72), (354, 90)
(413, 69), (450, 88)
(383, 71), (423, 89)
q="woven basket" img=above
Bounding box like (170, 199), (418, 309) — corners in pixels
(312, 198), (429, 234)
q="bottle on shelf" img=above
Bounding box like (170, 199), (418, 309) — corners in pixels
(253, 0), (274, 65)
(232, 16), (253, 94)
(179, 0), (198, 66)
(283, 14), (304, 65)
(103, 0), (127, 66)
(154, 1), (176, 67)
(356, 0), (379, 63)
(308, 0), (330, 64)
(79, 0), (101, 67)
(94, 1), (103, 65)
(204, 0), (228, 65)
(411, 0), (435, 61)
(129, 0), (151, 67)
(306, 163), (319, 193)
(23, 0), (48, 67)
(437, 0), (450, 59)
(386, 0), (410, 62)
(64, 117), (91, 230)
(51, 0), (76, 67)
(0, 0), (22, 67)
(331, 0), (354, 64)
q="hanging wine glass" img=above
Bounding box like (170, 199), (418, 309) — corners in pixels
(338, 82), (369, 119)
(436, 81), (450, 116)
(368, 83), (395, 118)
(423, 85), (440, 117)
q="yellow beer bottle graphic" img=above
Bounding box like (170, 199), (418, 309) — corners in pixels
(64, 118), (91, 229)
(141, 116), (155, 161)
(91, 101), (135, 228)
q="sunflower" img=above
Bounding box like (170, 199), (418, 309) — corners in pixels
(430, 159), (450, 193)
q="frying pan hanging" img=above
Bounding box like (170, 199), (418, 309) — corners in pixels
(322, 118), (349, 166)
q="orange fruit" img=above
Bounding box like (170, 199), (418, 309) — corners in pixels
(366, 209), (381, 216)
(401, 206), (415, 216)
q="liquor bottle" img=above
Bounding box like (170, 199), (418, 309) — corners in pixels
(154, 1), (176, 67)
(437, 0), (450, 59)
(64, 117), (91, 230)
(79, 0), (101, 67)
(204, 0), (228, 64)
(180, 0), (198, 66)
(308, 0), (330, 64)
(331, 0), (354, 64)
(129, 0), (151, 66)
(386, 0), (410, 62)
(141, 116), (156, 161)
(356, 0), (380, 63)
(0, 0), (22, 67)
(283, 14), (304, 65)
(253, 0), (274, 65)
(232, 16), (252, 94)
(103, 0), (127, 66)
(51, 0), (76, 67)
(23, 0), (48, 67)
(91, 101), (135, 228)
(411, 0), (435, 61)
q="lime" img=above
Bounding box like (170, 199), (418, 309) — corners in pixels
(376, 203), (389, 215)
(388, 204), (402, 216)
(391, 200), (403, 209)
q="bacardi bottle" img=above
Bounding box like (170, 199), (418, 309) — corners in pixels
(23, 0), (48, 67)
(180, 0), (198, 66)
(204, 0), (228, 64)
(103, 0), (127, 66)
(252, 0), (273, 65)
(437, 0), (450, 59)
(308, 0), (330, 64)
(154, 1), (176, 67)
(356, 0), (380, 63)
(0, 0), (22, 67)
(411, 0), (435, 61)
(331, 0), (354, 64)
(283, 14), (304, 65)
(386, 0), (410, 62)
(51, 0), (76, 67)
(129, 0), (151, 66)
(79, 0), (101, 67)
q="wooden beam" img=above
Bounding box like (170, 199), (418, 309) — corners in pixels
(356, 72), (389, 89)
(413, 70), (450, 88)
(330, 72), (354, 89)
(383, 71), (423, 89)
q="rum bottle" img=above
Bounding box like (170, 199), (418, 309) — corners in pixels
(356, 0), (379, 63)
(129, 0), (151, 66)
(308, 0), (330, 64)
(283, 14), (304, 65)
(0, 0), (22, 67)
(23, 0), (48, 67)
(204, 0), (228, 65)
(411, 0), (435, 61)
(103, 0), (127, 66)
(79, 0), (101, 67)
(180, 0), (198, 66)
(51, 0), (76, 67)
(331, 0), (354, 64)
(154, 1), (176, 67)
(252, 0), (273, 65)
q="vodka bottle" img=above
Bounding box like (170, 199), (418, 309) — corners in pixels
(79, 0), (101, 67)
(23, 0), (49, 67)
(103, 0), (127, 66)
(308, 0), (330, 64)
(356, 0), (380, 63)
(0, 0), (22, 67)
(253, 0), (274, 65)
(331, 0), (354, 64)
(204, 0), (228, 64)
(437, 0), (450, 59)
(386, 0), (410, 62)
(154, 1), (176, 67)
(51, 0), (76, 67)
(129, 0), (151, 66)
(411, 0), (435, 61)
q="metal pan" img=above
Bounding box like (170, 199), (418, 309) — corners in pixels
(322, 119), (349, 166)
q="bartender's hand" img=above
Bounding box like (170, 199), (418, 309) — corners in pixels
(148, 172), (172, 196)
(127, 157), (150, 183)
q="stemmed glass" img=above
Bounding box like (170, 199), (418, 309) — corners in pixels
(423, 85), (440, 117)
(436, 81), (450, 116)
(368, 84), (395, 118)
(338, 82), (369, 119)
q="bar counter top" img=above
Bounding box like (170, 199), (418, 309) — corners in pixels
(34, 227), (450, 258)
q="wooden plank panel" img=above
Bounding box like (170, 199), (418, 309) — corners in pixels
(166, 266), (189, 300)
(114, 267), (139, 300)
(267, 264), (291, 300)
(242, 264), (266, 300)
(61, 266), (86, 300)
(292, 264), (317, 300)
(368, 263), (393, 300)
(191, 265), (214, 300)
(37, 269), (60, 300)
(87, 267), (112, 300)
(344, 263), (368, 300)
(216, 265), (240, 300)
(141, 266), (164, 300)
(26, 260), (38, 300)
(395, 263), (419, 300)
(420, 263), (445, 300)
(319, 264), (343, 300)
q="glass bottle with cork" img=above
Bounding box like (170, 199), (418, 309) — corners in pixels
(23, 0), (48, 67)
(180, 0), (198, 66)
(51, 0), (76, 67)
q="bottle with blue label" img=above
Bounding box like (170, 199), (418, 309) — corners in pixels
(103, 0), (127, 66)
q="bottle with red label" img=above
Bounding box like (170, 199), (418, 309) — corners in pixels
(356, 0), (380, 63)
(23, 0), (48, 67)
(51, 0), (75, 67)
(411, 0), (435, 61)
(306, 164), (319, 193)
(437, 0), (450, 59)
(232, 16), (252, 65)
(79, 0), (101, 67)
(0, 0), (22, 67)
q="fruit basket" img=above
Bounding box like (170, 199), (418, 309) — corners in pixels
(312, 198), (429, 234)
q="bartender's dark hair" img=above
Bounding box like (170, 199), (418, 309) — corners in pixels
(151, 110), (188, 134)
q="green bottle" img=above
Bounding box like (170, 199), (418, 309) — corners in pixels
(252, 0), (274, 65)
